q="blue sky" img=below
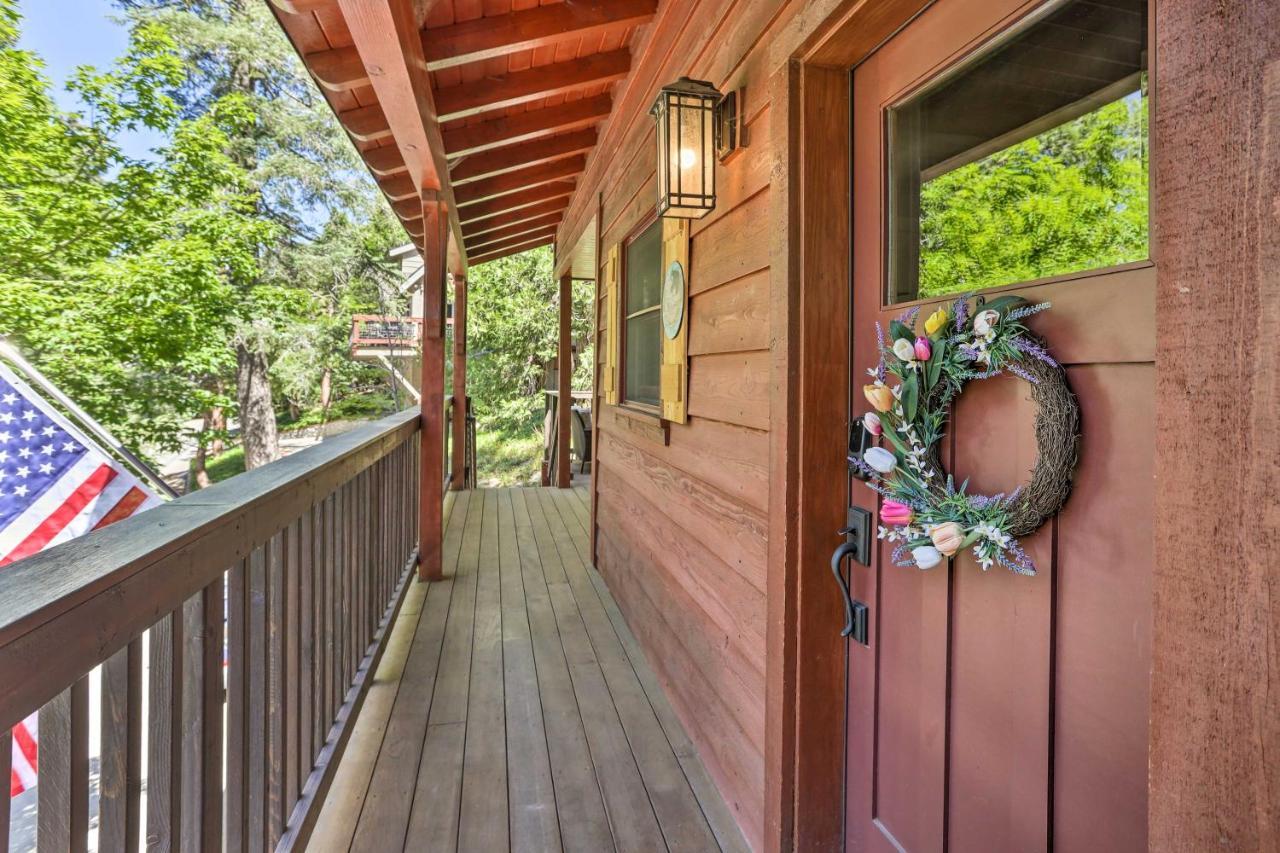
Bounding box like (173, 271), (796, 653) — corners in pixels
(17, 0), (165, 159)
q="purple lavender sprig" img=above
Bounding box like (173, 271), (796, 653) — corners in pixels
(1007, 361), (1041, 385)
(890, 543), (915, 568)
(1011, 335), (1059, 368)
(848, 454), (879, 481)
(874, 321), (888, 381)
(1006, 302), (1051, 321)
(897, 306), (920, 328)
(953, 296), (970, 330)
(997, 541), (1037, 576)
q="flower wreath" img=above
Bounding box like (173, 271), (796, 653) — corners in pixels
(852, 294), (1080, 575)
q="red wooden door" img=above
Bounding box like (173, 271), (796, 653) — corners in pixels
(845, 1), (1154, 851)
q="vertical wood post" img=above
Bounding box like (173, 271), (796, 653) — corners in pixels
(556, 273), (573, 488)
(419, 195), (447, 581)
(451, 274), (468, 490)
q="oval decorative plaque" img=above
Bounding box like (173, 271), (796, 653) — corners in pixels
(661, 260), (685, 340)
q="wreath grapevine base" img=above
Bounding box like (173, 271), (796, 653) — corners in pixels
(851, 294), (1080, 575)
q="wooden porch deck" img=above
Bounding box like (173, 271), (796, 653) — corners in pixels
(309, 486), (748, 853)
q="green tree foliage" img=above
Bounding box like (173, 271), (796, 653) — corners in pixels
(464, 246), (594, 433)
(0, 0), (404, 471)
(918, 90), (1148, 296)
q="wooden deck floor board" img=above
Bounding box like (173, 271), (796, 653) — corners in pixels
(311, 486), (744, 853)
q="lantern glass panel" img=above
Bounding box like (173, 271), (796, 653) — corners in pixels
(652, 82), (718, 218)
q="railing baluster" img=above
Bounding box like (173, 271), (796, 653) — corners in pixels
(37, 677), (88, 853)
(200, 579), (224, 852)
(100, 638), (142, 853)
(180, 592), (205, 850)
(267, 532), (286, 848)
(285, 519), (301, 813)
(247, 545), (267, 850)
(299, 507), (315, 785)
(146, 611), (180, 852)
(0, 728), (9, 853)
(226, 559), (248, 853)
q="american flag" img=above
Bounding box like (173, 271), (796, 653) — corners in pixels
(0, 360), (163, 797)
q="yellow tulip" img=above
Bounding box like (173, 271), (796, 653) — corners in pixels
(924, 308), (949, 336)
(864, 384), (894, 412)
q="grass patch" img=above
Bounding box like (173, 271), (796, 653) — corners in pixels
(474, 425), (544, 487)
(193, 445), (245, 486)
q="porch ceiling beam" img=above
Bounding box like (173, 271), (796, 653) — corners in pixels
(454, 156), (585, 207)
(392, 197), (423, 220)
(268, 0), (334, 13)
(450, 128), (597, 185)
(464, 213), (564, 254)
(466, 225), (560, 257)
(470, 234), (555, 266)
(442, 94), (612, 157)
(364, 144), (408, 177)
(461, 197), (569, 239)
(422, 0), (657, 71)
(337, 104), (392, 142)
(458, 180), (577, 224)
(434, 49), (631, 121)
(304, 1), (655, 91)
(378, 173), (418, 201)
(337, 0), (467, 271)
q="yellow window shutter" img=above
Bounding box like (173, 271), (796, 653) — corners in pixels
(659, 218), (690, 424)
(603, 244), (620, 405)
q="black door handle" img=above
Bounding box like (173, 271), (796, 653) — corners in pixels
(831, 542), (859, 638)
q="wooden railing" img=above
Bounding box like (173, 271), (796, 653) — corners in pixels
(0, 408), (423, 852)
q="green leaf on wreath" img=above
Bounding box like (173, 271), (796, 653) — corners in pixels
(901, 373), (919, 422)
(889, 320), (915, 343)
(927, 338), (945, 387)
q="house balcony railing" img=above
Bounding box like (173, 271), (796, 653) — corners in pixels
(0, 408), (425, 852)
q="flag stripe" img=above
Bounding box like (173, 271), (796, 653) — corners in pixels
(93, 486), (150, 530)
(0, 454), (105, 556)
(1, 465), (116, 566)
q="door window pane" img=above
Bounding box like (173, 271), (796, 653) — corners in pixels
(888, 0), (1149, 302)
(624, 220), (663, 406)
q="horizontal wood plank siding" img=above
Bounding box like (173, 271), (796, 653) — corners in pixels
(580, 5), (794, 846)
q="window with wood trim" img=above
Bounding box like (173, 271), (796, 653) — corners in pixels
(621, 217), (663, 407)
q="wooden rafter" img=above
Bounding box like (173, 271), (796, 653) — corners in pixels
(458, 181), (577, 223)
(450, 129), (597, 184)
(423, 0), (656, 70)
(455, 156), (585, 207)
(464, 213), (563, 254)
(461, 197), (569, 239)
(463, 222), (558, 256)
(470, 234), (555, 266)
(435, 50), (631, 121)
(364, 145), (407, 177)
(442, 95), (612, 157)
(378, 174), (417, 201)
(337, 104), (392, 142)
(303, 0), (655, 91)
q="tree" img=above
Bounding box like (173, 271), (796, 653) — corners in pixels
(918, 89), (1149, 296)
(463, 246), (594, 433)
(116, 0), (393, 468)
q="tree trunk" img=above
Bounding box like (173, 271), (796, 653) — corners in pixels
(319, 367), (332, 412)
(209, 404), (226, 455)
(190, 411), (213, 491)
(236, 342), (279, 470)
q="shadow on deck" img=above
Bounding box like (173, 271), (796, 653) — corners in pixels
(310, 486), (748, 853)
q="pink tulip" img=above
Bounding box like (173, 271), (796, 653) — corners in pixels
(863, 412), (882, 436)
(881, 500), (913, 526)
(913, 336), (931, 361)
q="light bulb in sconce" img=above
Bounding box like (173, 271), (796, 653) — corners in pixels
(679, 148), (697, 169)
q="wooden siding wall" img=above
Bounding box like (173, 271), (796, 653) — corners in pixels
(582, 2), (793, 847)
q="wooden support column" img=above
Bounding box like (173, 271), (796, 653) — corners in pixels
(418, 196), (447, 581)
(556, 273), (573, 488)
(450, 274), (467, 490)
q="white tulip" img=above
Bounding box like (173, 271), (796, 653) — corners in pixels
(911, 545), (944, 569)
(864, 446), (897, 474)
(892, 338), (916, 361)
(972, 309), (1000, 336)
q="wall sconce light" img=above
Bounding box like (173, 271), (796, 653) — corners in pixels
(650, 77), (740, 219)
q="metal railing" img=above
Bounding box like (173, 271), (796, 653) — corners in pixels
(0, 408), (424, 852)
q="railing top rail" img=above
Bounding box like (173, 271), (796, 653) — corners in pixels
(0, 407), (419, 729)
